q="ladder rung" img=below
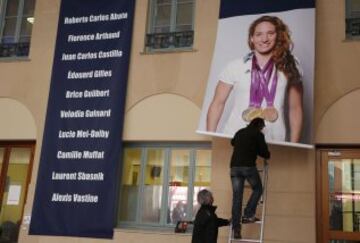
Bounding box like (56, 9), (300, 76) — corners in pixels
(241, 221), (263, 225)
(230, 239), (261, 242)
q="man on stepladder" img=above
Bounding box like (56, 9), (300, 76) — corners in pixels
(230, 118), (270, 239)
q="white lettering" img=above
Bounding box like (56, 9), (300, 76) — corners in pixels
(94, 70), (112, 78)
(60, 110), (85, 118)
(58, 130), (76, 138)
(98, 50), (122, 59)
(52, 172), (77, 180)
(85, 109), (111, 118)
(83, 89), (110, 98)
(52, 193), (72, 202)
(110, 12), (128, 21)
(68, 34), (95, 42)
(95, 31), (120, 40)
(77, 172), (104, 181)
(67, 70), (94, 79)
(64, 16), (89, 24)
(65, 90), (83, 98)
(73, 194), (98, 203)
(89, 14), (109, 22)
(61, 53), (76, 61)
(57, 151), (83, 159)
(82, 151), (105, 159)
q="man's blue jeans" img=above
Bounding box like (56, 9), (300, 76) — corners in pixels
(231, 166), (262, 229)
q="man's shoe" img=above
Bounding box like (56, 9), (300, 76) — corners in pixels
(233, 228), (241, 239)
(242, 216), (260, 224)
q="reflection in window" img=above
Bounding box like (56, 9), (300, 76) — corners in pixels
(118, 143), (211, 228)
(145, 0), (194, 51)
(193, 149), (211, 217)
(0, 0), (36, 57)
(168, 149), (190, 224)
(0, 147), (32, 228)
(141, 149), (164, 224)
(346, 0), (360, 39)
(328, 159), (360, 232)
(118, 148), (141, 222)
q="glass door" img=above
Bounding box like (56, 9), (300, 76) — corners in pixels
(0, 142), (35, 243)
(318, 149), (360, 242)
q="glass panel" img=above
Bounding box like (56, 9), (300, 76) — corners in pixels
(153, 1), (171, 33)
(141, 148), (164, 223)
(328, 159), (360, 232)
(1, 17), (17, 43)
(346, 0), (360, 38)
(176, 1), (193, 32)
(168, 149), (190, 224)
(349, 0), (360, 17)
(18, 35), (30, 43)
(0, 147), (31, 240)
(23, 0), (35, 16)
(118, 148), (141, 222)
(5, 0), (19, 17)
(193, 149), (211, 217)
(19, 17), (32, 40)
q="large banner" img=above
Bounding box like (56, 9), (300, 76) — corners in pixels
(29, 0), (135, 238)
(197, 1), (315, 148)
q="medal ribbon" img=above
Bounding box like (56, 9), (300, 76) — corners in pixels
(249, 55), (278, 108)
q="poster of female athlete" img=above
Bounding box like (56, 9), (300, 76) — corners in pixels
(197, 1), (315, 148)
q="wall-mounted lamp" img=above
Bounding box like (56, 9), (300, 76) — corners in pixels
(27, 17), (34, 24)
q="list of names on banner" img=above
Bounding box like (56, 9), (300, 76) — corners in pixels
(49, 12), (129, 203)
(30, 1), (134, 238)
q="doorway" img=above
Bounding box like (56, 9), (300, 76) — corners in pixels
(317, 148), (360, 243)
(0, 141), (35, 243)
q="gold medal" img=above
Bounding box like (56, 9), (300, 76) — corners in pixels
(242, 107), (263, 122)
(262, 107), (278, 122)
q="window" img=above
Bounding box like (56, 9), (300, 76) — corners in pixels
(346, 0), (360, 39)
(118, 143), (211, 228)
(145, 0), (194, 51)
(0, 0), (36, 57)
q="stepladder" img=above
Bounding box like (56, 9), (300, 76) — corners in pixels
(228, 160), (269, 243)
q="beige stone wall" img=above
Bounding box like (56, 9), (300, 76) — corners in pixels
(211, 139), (316, 243)
(0, 0), (359, 242)
(0, 2), (60, 241)
(315, 0), (360, 141)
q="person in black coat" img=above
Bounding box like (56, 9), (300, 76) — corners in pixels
(230, 117), (270, 239)
(192, 189), (229, 243)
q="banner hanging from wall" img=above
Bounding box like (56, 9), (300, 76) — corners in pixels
(29, 0), (135, 238)
(197, 0), (315, 148)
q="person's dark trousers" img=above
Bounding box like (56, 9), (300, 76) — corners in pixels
(231, 166), (263, 229)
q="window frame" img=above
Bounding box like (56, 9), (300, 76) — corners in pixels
(117, 142), (211, 230)
(145, 0), (195, 52)
(0, 140), (35, 229)
(0, 0), (25, 43)
(316, 147), (360, 242)
(0, 0), (35, 58)
(345, 0), (360, 40)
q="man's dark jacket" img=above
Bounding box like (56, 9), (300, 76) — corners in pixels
(191, 205), (229, 243)
(230, 126), (270, 167)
